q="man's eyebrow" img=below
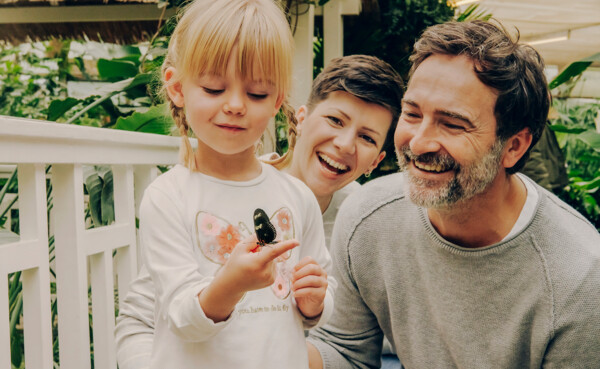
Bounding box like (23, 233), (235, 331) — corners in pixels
(402, 98), (475, 129)
(437, 110), (475, 128)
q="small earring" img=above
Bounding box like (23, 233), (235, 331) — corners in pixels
(364, 171), (372, 178)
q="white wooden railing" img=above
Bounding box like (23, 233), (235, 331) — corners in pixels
(0, 116), (182, 369)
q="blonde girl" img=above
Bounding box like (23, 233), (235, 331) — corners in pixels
(138, 1), (335, 368)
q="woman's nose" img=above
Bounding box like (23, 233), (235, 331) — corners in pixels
(333, 129), (356, 155)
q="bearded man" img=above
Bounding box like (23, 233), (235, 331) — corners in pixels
(307, 20), (600, 369)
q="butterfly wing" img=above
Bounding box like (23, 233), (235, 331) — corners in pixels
(195, 211), (250, 264)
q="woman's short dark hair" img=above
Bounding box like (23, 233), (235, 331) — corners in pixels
(409, 20), (551, 174)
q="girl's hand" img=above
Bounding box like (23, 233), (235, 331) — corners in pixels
(199, 236), (299, 322)
(292, 256), (328, 319)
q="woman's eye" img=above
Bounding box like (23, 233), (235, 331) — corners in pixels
(203, 87), (223, 95)
(360, 134), (376, 145)
(327, 116), (343, 126)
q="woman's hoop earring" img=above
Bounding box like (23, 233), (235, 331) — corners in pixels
(364, 171), (372, 178)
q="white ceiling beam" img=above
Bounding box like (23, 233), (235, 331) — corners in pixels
(0, 4), (176, 24)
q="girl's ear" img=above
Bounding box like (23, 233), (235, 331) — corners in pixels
(295, 105), (308, 136)
(501, 127), (533, 169)
(272, 94), (285, 117)
(164, 67), (185, 108)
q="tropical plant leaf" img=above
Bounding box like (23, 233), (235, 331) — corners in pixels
(577, 130), (600, 152)
(114, 103), (174, 135)
(101, 170), (115, 225)
(97, 58), (139, 81)
(83, 166), (104, 227)
(548, 124), (588, 134)
(549, 52), (600, 90)
(455, 4), (492, 22)
(47, 97), (80, 121)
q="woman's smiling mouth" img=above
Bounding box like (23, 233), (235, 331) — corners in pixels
(318, 152), (350, 174)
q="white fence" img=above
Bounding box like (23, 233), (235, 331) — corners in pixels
(0, 116), (181, 369)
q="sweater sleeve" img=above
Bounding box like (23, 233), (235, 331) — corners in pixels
(297, 189), (337, 330)
(307, 200), (384, 369)
(140, 185), (233, 342)
(115, 267), (156, 369)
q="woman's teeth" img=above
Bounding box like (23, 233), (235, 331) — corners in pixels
(318, 153), (349, 173)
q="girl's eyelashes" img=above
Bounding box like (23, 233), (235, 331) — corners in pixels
(203, 87), (224, 95)
(248, 92), (269, 100)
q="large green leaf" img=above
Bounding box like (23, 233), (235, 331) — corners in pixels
(65, 73), (153, 124)
(97, 58), (139, 81)
(577, 130), (600, 152)
(83, 166), (104, 227)
(47, 97), (80, 121)
(549, 52), (600, 90)
(114, 103), (174, 135)
(548, 124), (588, 134)
(101, 170), (115, 225)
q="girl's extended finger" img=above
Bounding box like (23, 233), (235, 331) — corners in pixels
(262, 239), (299, 263)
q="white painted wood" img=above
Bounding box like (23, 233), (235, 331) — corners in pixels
(112, 165), (138, 306)
(132, 166), (159, 272)
(15, 164), (54, 369)
(291, 4), (315, 110)
(0, 270), (9, 368)
(323, 0), (344, 67)
(52, 164), (92, 369)
(0, 116), (181, 165)
(0, 4), (176, 24)
(90, 251), (117, 369)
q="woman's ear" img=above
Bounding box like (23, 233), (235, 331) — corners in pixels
(164, 67), (185, 108)
(367, 151), (386, 174)
(501, 128), (533, 169)
(295, 105), (308, 136)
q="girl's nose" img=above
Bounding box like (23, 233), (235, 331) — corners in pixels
(223, 91), (246, 115)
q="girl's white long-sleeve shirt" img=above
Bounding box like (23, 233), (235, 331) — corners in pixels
(139, 163), (336, 369)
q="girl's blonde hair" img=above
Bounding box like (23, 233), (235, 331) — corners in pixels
(162, 0), (296, 170)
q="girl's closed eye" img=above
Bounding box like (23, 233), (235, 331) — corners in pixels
(248, 92), (269, 100)
(203, 87), (224, 95)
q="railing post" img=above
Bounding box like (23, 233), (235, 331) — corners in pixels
(291, 3), (315, 109)
(19, 164), (53, 369)
(52, 163), (92, 369)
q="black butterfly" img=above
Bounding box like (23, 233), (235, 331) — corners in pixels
(253, 208), (277, 246)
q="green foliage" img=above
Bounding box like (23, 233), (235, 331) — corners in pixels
(548, 51), (600, 230)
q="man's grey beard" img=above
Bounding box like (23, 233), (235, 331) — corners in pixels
(396, 140), (506, 209)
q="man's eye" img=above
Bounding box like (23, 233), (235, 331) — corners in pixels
(203, 87), (223, 95)
(444, 122), (465, 130)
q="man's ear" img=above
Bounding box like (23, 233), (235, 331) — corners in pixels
(295, 105), (308, 136)
(164, 67), (185, 108)
(501, 128), (533, 169)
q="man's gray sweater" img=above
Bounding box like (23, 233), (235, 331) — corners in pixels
(309, 173), (600, 369)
